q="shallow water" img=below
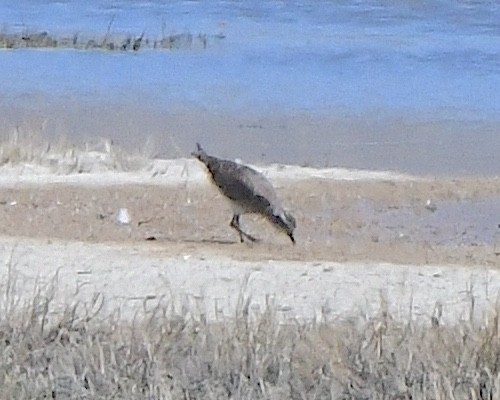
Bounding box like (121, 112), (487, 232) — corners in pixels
(1, 0), (499, 175)
(312, 196), (500, 251)
(355, 198), (500, 247)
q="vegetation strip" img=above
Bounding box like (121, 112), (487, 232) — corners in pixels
(0, 29), (225, 51)
(0, 275), (497, 399)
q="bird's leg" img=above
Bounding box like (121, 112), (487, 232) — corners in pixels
(230, 214), (258, 243)
(230, 214), (244, 242)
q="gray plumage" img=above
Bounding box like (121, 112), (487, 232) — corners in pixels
(192, 143), (296, 244)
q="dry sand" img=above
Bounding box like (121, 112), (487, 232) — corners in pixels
(1, 157), (499, 323)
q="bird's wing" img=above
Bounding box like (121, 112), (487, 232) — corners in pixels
(210, 159), (281, 209)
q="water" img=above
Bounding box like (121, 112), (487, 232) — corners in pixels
(352, 198), (500, 247)
(0, 0), (499, 175)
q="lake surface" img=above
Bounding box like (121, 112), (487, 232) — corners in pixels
(1, 0), (499, 175)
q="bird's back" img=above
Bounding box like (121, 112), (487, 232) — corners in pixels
(192, 143), (296, 243)
(194, 148), (281, 214)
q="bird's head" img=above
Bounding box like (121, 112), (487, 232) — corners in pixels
(191, 142), (205, 159)
(269, 209), (296, 244)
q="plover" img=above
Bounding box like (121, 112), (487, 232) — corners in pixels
(192, 143), (296, 244)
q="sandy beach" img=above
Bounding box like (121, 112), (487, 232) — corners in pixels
(1, 155), (499, 323)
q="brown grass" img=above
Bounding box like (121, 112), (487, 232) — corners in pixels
(1, 267), (500, 400)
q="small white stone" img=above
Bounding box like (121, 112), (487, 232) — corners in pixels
(117, 208), (131, 225)
(425, 199), (437, 212)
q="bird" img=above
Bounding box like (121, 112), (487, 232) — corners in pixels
(192, 143), (296, 244)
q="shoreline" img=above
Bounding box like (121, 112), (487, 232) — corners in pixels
(2, 98), (500, 177)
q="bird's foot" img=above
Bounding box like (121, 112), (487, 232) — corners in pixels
(231, 215), (259, 243)
(240, 231), (259, 243)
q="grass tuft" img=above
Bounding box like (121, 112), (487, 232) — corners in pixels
(0, 270), (500, 399)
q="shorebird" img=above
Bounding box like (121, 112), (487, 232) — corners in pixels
(192, 143), (296, 244)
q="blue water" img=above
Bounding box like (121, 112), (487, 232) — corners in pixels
(0, 1), (499, 174)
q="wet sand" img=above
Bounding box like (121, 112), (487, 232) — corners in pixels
(3, 98), (500, 176)
(0, 163), (499, 265)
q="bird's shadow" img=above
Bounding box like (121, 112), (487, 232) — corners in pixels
(145, 236), (239, 246)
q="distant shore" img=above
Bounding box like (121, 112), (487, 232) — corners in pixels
(0, 29), (223, 51)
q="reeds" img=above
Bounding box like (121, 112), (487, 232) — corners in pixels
(0, 267), (499, 399)
(0, 26), (224, 52)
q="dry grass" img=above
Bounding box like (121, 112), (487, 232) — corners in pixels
(1, 267), (500, 400)
(0, 128), (153, 173)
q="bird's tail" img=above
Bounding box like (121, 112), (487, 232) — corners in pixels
(191, 142), (210, 164)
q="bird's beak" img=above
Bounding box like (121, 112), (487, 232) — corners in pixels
(289, 233), (295, 244)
